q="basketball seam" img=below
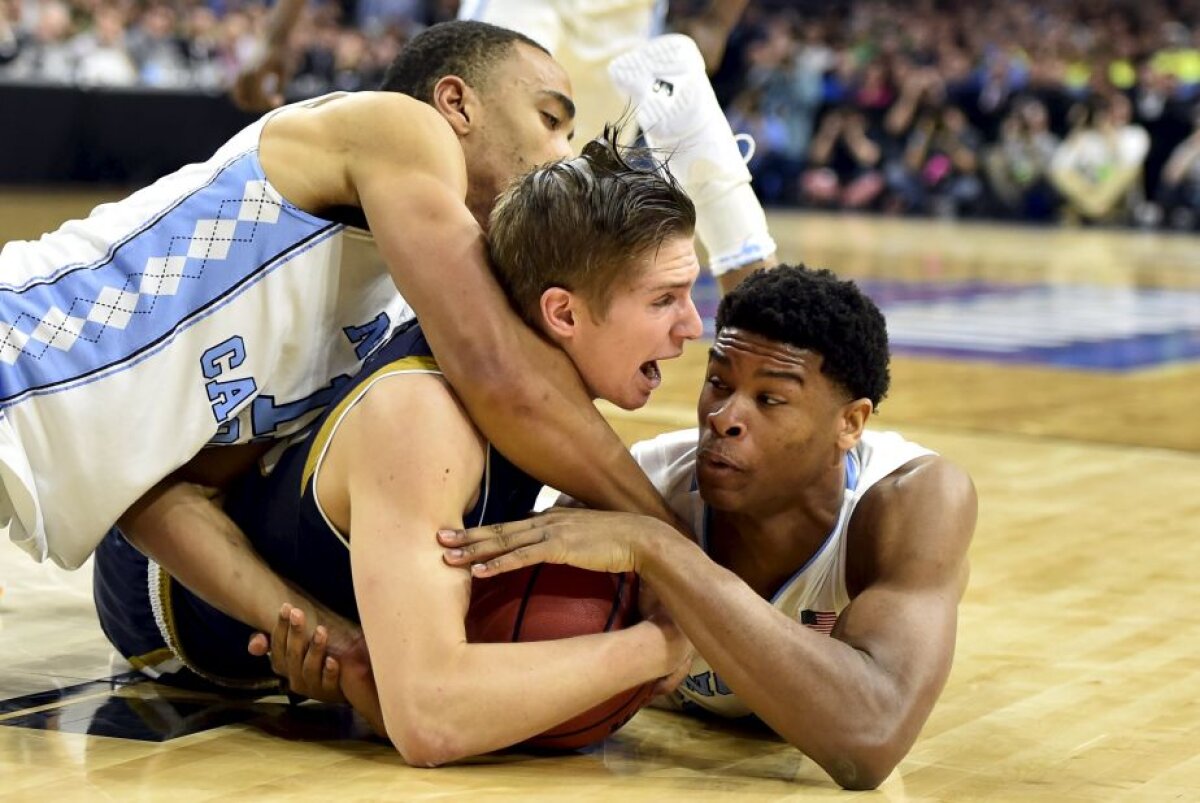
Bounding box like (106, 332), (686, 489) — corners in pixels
(602, 572), (627, 632)
(510, 564), (544, 641)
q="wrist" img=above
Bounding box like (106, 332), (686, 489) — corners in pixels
(621, 620), (676, 679)
(633, 519), (685, 585)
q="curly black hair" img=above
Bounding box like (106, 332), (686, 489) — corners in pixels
(715, 264), (890, 406)
(379, 21), (549, 102)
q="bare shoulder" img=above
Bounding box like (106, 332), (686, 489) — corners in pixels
(846, 454), (977, 595)
(317, 371), (485, 534)
(260, 92), (464, 212)
(349, 371), (484, 467)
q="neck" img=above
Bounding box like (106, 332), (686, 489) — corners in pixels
(465, 190), (490, 230)
(707, 456), (847, 598)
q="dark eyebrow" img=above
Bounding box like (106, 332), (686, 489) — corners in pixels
(707, 349), (730, 365)
(706, 349), (804, 384)
(759, 369), (805, 385)
(540, 90), (576, 122)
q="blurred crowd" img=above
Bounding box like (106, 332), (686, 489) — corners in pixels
(2, 0), (1199, 229)
(0, 0), (449, 92)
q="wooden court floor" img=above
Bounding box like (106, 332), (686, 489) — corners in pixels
(2, 197), (1199, 800)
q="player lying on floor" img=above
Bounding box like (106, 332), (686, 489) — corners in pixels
(435, 266), (978, 790)
(93, 133), (702, 767)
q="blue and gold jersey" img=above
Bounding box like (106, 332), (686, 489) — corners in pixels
(223, 318), (543, 622)
(94, 319), (542, 686)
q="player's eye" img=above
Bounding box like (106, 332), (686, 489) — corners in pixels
(542, 111), (561, 129)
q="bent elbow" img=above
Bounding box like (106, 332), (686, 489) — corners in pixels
(388, 720), (468, 769)
(384, 700), (472, 768)
(820, 734), (902, 787)
(827, 757), (895, 791)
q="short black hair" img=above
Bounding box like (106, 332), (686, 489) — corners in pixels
(379, 20), (550, 102)
(715, 265), (890, 406)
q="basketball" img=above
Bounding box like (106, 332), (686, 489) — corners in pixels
(465, 564), (657, 750)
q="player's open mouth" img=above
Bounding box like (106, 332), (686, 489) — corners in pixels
(640, 360), (662, 388)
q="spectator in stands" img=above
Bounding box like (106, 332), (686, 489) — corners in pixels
(984, 97), (1061, 221)
(0, 0), (76, 83)
(1051, 93), (1151, 224)
(128, 4), (190, 88)
(73, 6), (137, 87)
(897, 104), (985, 218)
(0, 3), (14, 66)
(1155, 107), (1200, 230)
(725, 85), (796, 205)
(180, 5), (226, 90)
(801, 107), (886, 211)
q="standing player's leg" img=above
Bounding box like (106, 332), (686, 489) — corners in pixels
(559, 0), (664, 149)
(610, 34), (777, 293)
(460, 0), (663, 152)
(456, 1), (565, 59)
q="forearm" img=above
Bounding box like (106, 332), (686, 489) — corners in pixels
(1087, 165), (1142, 213)
(261, 0), (305, 48)
(1050, 166), (1095, 209)
(850, 137), (881, 166)
(637, 532), (915, 787)
(455, 332), (675, 524)
(120, 481), (323, 635)
(381, 622), (671, 765)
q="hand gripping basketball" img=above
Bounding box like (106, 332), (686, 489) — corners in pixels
(438, 508), (671, 577)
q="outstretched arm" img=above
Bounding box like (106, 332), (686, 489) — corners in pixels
(338, 376), (687, 766)
(335, 98), (678, 525)
(441, 456), (977, 789)
(120, 468), (360, 656)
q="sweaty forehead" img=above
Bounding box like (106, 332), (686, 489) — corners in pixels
(712, 327), (815, 368)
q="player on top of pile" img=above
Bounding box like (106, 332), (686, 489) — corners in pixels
(1, 22), (679, 584)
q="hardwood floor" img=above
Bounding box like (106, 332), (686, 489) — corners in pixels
(2, 197), (1198, 799)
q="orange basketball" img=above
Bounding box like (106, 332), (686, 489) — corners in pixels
(465, 564), (656, 750)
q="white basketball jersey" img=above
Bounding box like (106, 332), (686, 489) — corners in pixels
(631, 428), (935, 718)
(0, 94), (412, 569)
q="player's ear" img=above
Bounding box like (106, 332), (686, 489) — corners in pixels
(540, 287), (577, 341)
(431, 75), (473, 134)
(836, 398), (872, 451)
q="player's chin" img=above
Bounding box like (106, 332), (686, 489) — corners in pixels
(598, 372), (657, 411)
(695, 466), (750, 507)
(609, 387), (652, 411)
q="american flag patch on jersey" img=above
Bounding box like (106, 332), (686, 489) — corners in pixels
(800, 609), (837, 635)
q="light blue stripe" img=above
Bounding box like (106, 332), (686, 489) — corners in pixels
(0, 152), (334, 404)
(0, 226), (342, 411)
(0, 150), (253, 294)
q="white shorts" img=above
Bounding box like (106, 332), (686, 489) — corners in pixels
(459, 0), (666, 148)
(0, 413), (44, 563)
